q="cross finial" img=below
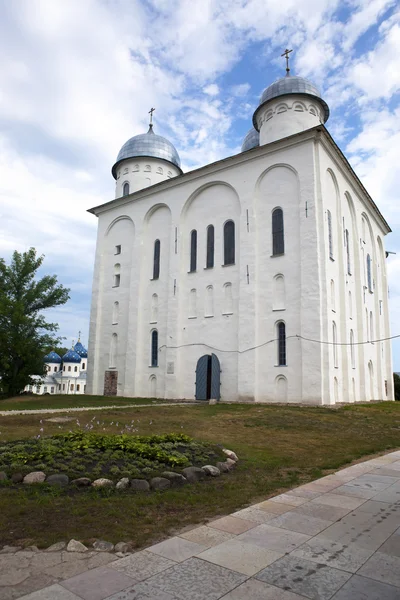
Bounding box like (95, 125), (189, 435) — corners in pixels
(148, 107), (155, 126)
(281, 48), (293, 75)
(78, 331), (81, 342)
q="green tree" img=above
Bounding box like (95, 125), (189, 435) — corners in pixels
(0, 248), (70, 398)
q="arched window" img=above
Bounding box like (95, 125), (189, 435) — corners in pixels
(110, 333), (118, 367)
(113, 263), (120, 287)
(206, 225), (214, 268)
(350, 330), (355, 369)
(223, 221), (235, 265)
(273, 275), (285, 310)
(153, 240), (160, 280)
(327, 210), (333, 259)
(112, 301), (119, 324)
(333, 321), (338, 368)
(205, 285), (214, 317)
(123, 182), (129, 196)
(190, 230), (197, 272)
(189, 288), (197, 318)
(345, 229), (351, 275)
(151, 294), (158, 323)
(223, 282), (233, 314)
(367, 254), (372, 292)
(272, 208), (284, 256)
(151, 330), (158, 367)
(277, 322), (286, 366)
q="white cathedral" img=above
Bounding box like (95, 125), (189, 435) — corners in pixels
(86, 61), (394, 405)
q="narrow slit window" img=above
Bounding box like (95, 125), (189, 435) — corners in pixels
(345, 229), (351, 275)
(328, 210), (333, 259)
(224, 221), (235, 265)
(123, 182), (130, 196)
(272, 208), (284, 256)
(206, 225), (214, 268)
(153, 240), (160, 280)
(115, 245), (121, 255)
(151, 330), (158, 367)
(333, 321), (338, 367)
(277, 322), (286, 366)
(367, 254), (372, 292)
(190, 230), (197, 272)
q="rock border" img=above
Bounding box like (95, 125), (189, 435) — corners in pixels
(0, 447), (239, 492)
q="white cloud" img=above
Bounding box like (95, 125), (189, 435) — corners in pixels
(204, 84), (220, 96)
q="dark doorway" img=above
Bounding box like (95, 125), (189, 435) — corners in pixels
(195, 354), (221, 400)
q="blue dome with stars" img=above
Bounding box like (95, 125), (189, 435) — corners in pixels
(43, 351), (62, 364)
(74, 341), (88, 359)
(62, 349), (82, 364)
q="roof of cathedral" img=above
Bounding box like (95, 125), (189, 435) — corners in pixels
(62, 349), (82, 364)
(43, 351), (62, 364)
(241, 128), (260, 152)
(74, 341), (88, 358)
(253, 75), (330, 129)
(112, 125), (182, 179)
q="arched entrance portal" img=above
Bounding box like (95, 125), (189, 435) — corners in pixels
(195, 354), (221, 400)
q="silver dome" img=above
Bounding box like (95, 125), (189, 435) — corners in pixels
(241, 128), (260, 152)
(112, 126), (181, 179)
(253, 75), (329, 130)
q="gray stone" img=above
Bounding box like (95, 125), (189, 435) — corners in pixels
(92, 478), (114, 488)
(45, 541), (67, 552)
(25, 545), (40, 552)
(71, 477), (91, 487)
(0, 470), (7, 480)
(46, 474), (69, 486)
(161, 471), (187, 486)
(202, 465), (221, 477)
(150, 477), (171, 491)
(11, 472), (24, 483)
(66, 539), (88, 552)
(182, 466), (206, 483)
(216, 462), (230, 473)
(226, 458), (236, 468)
(0, 545), (22, 553)
(116, 477), (130, 490)
(23, 471), (46, 484)
(114, 542), (131, 553)
(131, 479), (150, 492)
(93, 540), (115, 552)
(223, 449), (239, 462)
(209, 399), (217, 405)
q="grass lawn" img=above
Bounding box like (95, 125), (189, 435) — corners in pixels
(0, 401), (399, 550)
(0, 394), (173, 411)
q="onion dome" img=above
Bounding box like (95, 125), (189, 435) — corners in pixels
(241, 128), (260, 152)
(43, 351), (62, 364)
(112, 125), (182, 179)
(253, 75), (329, 130)
(62, 349), (82, 364)
(74, 341), (87, 359)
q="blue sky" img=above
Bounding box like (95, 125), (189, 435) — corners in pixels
(0, 0), (399, 368)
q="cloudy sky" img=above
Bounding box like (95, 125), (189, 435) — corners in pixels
(0, 0), (399, 368)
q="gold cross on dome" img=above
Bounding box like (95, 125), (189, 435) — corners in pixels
(281, 48), (293, 75)
(78, 331), (81, 342)
(148, 107), (155, 125)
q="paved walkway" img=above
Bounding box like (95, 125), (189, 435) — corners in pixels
(0, 402), (198, 416)
(1, 450), (400, 600)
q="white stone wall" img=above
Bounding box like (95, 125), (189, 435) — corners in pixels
(87, 128), (393, 404)
(114, 157), (180, 198)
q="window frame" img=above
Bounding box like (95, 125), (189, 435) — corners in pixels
(223, 220), (235, 266)
(327, 209), (334, 260)
(153, 239), (160, 280)
(123, 182), (130, 196)
(189, 229), (197, 272)
(151, 330), (158, 367)
(206, 225), (214, 269)
(272, 208), (284, 256)
(277, 321), (286, 366)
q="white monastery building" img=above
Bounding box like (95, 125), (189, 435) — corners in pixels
(24, 342), (88, 395)
(87, 61), (393, 404)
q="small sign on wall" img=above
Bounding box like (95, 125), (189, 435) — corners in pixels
(167, 362), (174, 374)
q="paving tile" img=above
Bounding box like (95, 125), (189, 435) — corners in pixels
(118, 557), (247, 600)
(288, 488), (324, 500)
(356, 473), (400, 485)
(309, 493), (366, 510)
(111, 550), (175, 580)
(255, 554), (351, 600)
(267, 511), (332, 536)
(105, 586), (176, 599)
(371, 485), (400, 503)
(61, 566), (136, 600)
(197, 538), (283, 575)
(231, 507), (277, 524)
(358, 551), (400, 588)
(379, 528), (400, 558)
(254, 500), (292, 515)
(146, 536), (207, 562)
(291, 536), (375, 573)
(269, 493), (309, 507)
(294, 502), (351, 522)
(208, 515), (257, 534)
(371, 467), (400, 477)
(330, 483), (385, 500)
(237, 524), (311, 553)
(1, 573), (60, 600)
(18, 584), (83, 599)
(219, 578), (309, 599)
(179, 526), (235, 548)
(331, 574), (400, 600)
(318, 511), (398, 552)
(356, 499), (392, 514)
